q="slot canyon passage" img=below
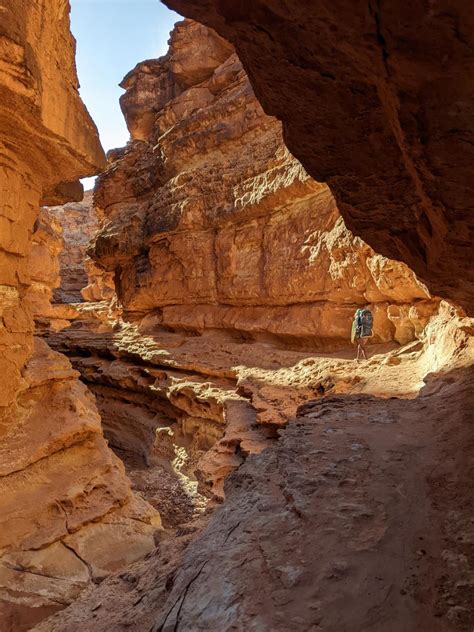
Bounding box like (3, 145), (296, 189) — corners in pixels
(0, 3), (473, 632)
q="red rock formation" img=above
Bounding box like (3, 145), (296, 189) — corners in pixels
(47, 322), (278, 506)
(37, 21), (449, 545)
(91, 19), (439, 350)
(0, 0), (103, 413)
(80, 256), (116, 303)
(48, 191), (114, 304)
(11, 14), (471, 632)
(164, 0), (474, 314)
(0, 337), (160, 624)
(144, 367), (474, 632)
(26, 209), (65, 329)
(0, 3), (159, 627)
(35, 306), (474, 631)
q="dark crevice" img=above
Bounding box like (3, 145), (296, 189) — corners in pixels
(368, 0), (390, 72)
(153, 560), (208, 632)
(60, 541), (97, 584)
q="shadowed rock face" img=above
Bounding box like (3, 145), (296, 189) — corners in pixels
(90, 19), (439, 349)
(164, 0), (474, 314)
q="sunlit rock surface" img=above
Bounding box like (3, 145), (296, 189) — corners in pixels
(90, 19), (439, 350)
(164, 0), (474, 314)
(0, 2), (160, 628)
(26, 209), (65, 329)
(0, 6), (469, 631)
(0, 0), (103, 412)
(37, 305), (474, 632)
(15, 13), (473, 632)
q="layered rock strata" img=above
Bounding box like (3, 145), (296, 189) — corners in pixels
(48, 191), (114, 304)
(0, 0), (103, 414)
(37, 306), (474, 631)
(26, 206), (108, 332)
(11, 12), (472, 632)
(0, 338), (160, 630)
(41, 19), (447, 550)
(27, 209), (65, 329)
(165, 0), (474, 314)
(89, 19), (439, 350)
(47, 323), (276, 508)
(41, 20), (458, 607)
(0, 2), (159, 628)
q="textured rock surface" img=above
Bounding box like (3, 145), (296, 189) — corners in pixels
(48, 191), (114, 303)
(80, 256), (116, 303)
(90, 19), (439, 349)
(36, 307), (474, 631)
(45, 297), (472, 509)
(0, 0), (103, 412)
(46, 322), (276, 507)
(0, 2), (161, 628)
(150, 367), (474, 632)
(26, 209), (64, 328)
(3, 9), (472, 631)
(164, 1), (474, 314)
(0, 337), (161, 630)
(26, 206), (103, 332)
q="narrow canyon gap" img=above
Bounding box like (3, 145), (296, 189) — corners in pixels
(0, 2), (473, 632)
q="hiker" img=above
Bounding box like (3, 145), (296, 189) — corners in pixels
(351, 305), (373, 361)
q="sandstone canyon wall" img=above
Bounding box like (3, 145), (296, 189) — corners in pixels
(0, 3), (159, 629)
(48, 191), (115, 304)
(164, 0), (474, 314)
(0, 0), (103, 415)
(27, 209), (64, 328)
(35, 19), (445, 540)
(1, 6), (473, 632)
(42, 19), (454, 524)
(89, 19), (439, 350)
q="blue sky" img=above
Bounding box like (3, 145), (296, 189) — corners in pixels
(70, 0), (180, 188)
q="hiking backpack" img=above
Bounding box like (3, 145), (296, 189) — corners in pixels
(357, 308), (373, 337)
